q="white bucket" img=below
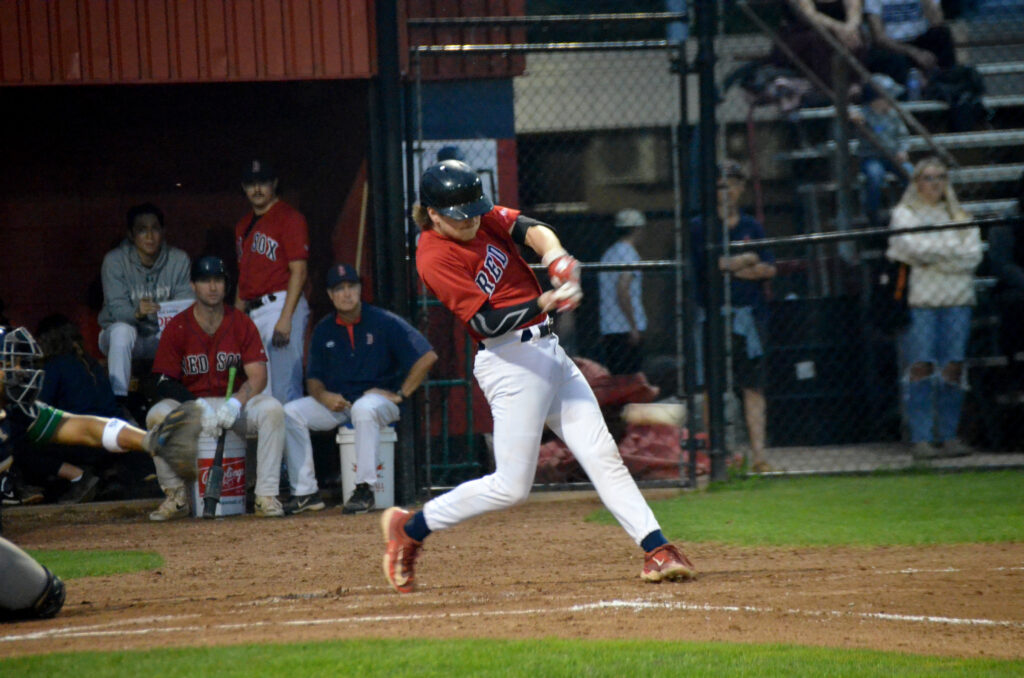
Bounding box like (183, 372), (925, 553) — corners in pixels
(336, 425), (396, 510)
(189, 431), (247, 517)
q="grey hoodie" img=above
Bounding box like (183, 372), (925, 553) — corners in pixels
(98, 240), (193, 336)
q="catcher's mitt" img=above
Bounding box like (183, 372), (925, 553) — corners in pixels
(142, 400), (203, 481)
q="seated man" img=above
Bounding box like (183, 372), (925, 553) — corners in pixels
(98, 203), (192, 401)
(284, 264), (437, 514)
(144, 256), (298, 520)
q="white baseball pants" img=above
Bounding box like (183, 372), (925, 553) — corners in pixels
(247, 292), (309, 405)
(284, 393), (399, 486)
(146, 395), (292, 497)
(99, 322), (160, 397)
(422, 332), (662, 546)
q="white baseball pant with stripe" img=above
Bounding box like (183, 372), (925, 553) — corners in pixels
(422, 331), (662, 546)
(246, 293), (310, 405)
(284, 393), (399, 487)
(146, 395), (312, 497)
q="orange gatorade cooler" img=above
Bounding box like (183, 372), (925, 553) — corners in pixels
(189, 432), (247, 517)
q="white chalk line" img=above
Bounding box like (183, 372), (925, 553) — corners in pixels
(2, 597), (1021, 644)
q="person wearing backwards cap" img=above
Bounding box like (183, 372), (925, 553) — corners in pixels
(283, 264), (437, 515)
(233, 159), (311, 405)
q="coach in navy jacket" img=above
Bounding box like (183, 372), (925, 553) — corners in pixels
(283, 264), (437, 515)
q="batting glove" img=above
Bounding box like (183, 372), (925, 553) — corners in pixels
(551, 280), (583, 312)
(216, 397), (242, 431)
(542, 248), (580, 288)
(197, 398), (219, 438)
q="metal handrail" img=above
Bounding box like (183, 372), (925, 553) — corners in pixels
(407, 12), (687, 27)
(411, 39), (680, 54)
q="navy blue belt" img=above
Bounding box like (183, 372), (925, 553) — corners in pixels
(478, 323), (552, 351)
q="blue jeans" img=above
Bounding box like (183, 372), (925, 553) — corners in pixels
(862, 157), (914, 226)
(901, 306), (973, 443)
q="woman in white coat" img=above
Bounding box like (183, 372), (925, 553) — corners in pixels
(886, 157), (983, 459)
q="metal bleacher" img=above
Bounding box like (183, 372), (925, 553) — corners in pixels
(774, 31), (1024, 231)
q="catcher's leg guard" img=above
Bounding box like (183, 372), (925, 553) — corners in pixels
(0, 536), (66, 621)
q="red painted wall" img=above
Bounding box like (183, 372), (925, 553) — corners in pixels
(0, 81), (369, 342)
(0, 0), (375, 85)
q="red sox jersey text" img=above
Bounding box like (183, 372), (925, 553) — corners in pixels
(416, 205), (547, 342)
(152, 305), (266, 397)
(234, 199), (310, 301)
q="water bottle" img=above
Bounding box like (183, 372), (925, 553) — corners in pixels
(906, 68), (922, 101)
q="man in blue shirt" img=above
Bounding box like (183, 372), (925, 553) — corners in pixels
(283, 264), (437, 514)
(691, 161), (777, 473)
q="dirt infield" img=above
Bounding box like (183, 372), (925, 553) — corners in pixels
(1, 492), (1022, 660)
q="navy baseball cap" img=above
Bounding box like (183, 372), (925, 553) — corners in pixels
(326, 263), (360, 288)
(242, 159), (277, 184)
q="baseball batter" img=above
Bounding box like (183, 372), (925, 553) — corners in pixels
(0, 326), (156, 621)
(380, 160), (696, 593)
(233, 159), (310, 404)
(146, 256), (296, 519)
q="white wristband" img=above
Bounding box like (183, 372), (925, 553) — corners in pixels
(102, 418), (130, 452)
(541, 247), (568, 267)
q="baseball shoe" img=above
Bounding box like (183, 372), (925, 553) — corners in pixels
(254, 495), (285, 518)
(641, 543), (696, 582)
(58, 470), (100, 505)
(343, 483), (375, 514)
(0, 474), (16, 506)
(2, 472), (44, 506)
(284, 492), (326, 515)
(150, 486), (189, 521)
(381, 507), (423, 593)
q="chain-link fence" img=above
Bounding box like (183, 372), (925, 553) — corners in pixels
(401, 3), (1024, 496)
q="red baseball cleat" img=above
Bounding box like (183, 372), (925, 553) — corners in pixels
(641, 543), (696, 582)
(381, 507), (423, 593)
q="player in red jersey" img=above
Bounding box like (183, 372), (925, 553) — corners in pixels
(379, 159), (696, 593)
(233, 159), (310, 404)
(146, 256), (297, 519)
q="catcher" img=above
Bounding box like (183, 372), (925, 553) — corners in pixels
(0, 325), (202, 622)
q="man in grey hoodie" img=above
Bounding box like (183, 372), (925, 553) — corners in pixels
(98, 203), (192, 400)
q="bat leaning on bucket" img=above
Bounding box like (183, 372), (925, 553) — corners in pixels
(203, 366), (237, 519)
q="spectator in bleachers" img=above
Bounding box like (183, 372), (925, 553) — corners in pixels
(769, 0), (866, 93)
(850, 74), (915, 226)
(599, 209), (649, 375)
(691, 161), (777, 473)
(863, 0), (956, 89)
(988, 171), (1024, 377)
(98, 203), (192, 402)
(864, 0), (990, 130)
(886, 156), (983, 459)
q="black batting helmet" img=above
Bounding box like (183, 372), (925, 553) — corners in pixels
(191, 255), (228, 282)
(419, 160), (493, 220)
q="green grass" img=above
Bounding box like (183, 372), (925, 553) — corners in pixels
(591, 470), (1024, 546)
(1, 638), (1021, 678)
(24, 550), (163, 580)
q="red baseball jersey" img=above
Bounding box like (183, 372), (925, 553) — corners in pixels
(152, 305), (267, 397)
(416, 205), (547, 342)
(234, 199), (310, 301)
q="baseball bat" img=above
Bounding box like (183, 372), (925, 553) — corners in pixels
(202, 366), (237, 519)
